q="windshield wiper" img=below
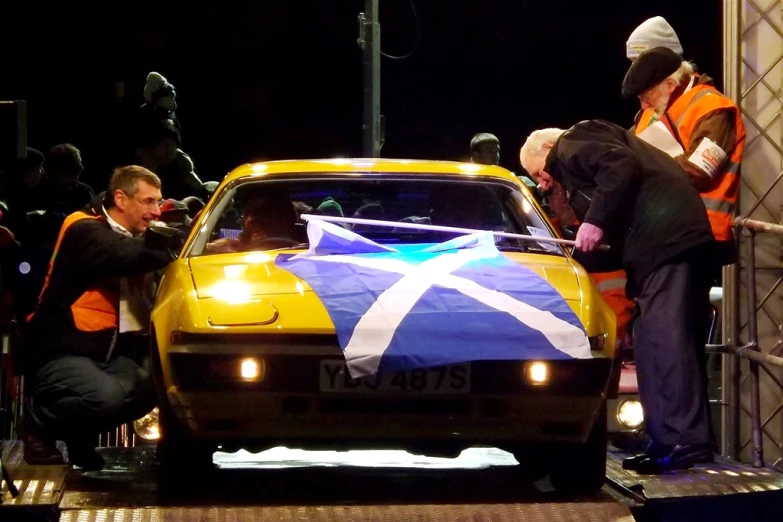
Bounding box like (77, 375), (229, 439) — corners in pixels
(495, 245), (529, 253)
(266, 242), (310, 252)
(497, 243), (565, 255)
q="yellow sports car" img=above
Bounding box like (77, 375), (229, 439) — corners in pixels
(149, 159), (618, 493)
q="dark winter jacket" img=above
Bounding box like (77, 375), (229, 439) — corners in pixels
(544, 119), (714, 295)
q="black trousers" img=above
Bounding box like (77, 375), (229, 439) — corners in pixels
(27, 355), (157, 442)
(633, 259), (713, 447)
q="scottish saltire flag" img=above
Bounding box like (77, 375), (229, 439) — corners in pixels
(275, 220), (590, 378)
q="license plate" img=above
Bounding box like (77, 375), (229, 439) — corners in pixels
(319, 360), (471, 394)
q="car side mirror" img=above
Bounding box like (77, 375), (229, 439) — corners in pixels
(145, 225), (186, 257)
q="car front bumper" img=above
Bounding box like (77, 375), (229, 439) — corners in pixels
(161, 352), (612, 449)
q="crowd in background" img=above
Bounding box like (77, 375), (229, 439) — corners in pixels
(0, 72), (217, 322)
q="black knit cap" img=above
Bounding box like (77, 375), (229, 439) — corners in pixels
(621, 46), (683, 99)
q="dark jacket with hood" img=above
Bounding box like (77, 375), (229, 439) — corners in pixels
(544, 119), (714, 296)
(25, 192), (173, 370)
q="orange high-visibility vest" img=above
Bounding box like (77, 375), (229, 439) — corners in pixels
(590, 270), (635, 341)
(667, 84), (745, 241)
(634, 82), (745, 242)
(633, 108), (658, 135)
(29, 211), (119, 331)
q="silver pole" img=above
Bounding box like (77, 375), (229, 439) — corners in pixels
(721, 0), (742, 460)
(299, 213), (610, 250)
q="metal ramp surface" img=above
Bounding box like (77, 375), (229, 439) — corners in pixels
(3, 441), (783, 521)
(3, 441), (635, 521)
(605, 448), (783, 521)
(0, 441), (66, 521)
(56, 504), (635, 522)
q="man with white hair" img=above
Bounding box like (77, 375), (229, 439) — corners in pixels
(520, 119), (716, 474)
(623, 47), (745, 269)
(625, 17), (689, 135)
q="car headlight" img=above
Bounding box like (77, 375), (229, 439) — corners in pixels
(209, 357), (267, 382)
(523, 361), (549, 386)
(133, 406), (161, 441)
(617, 399), (644, 430)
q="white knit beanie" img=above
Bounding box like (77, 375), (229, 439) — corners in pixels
(143, 72), (175, 103)
(626, 16), (683, 60)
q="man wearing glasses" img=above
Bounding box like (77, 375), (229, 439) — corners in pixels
(22, 166), (174, 470)
(623, 46), (744, 272)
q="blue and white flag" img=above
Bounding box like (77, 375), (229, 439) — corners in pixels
(275, 220), (591, 378)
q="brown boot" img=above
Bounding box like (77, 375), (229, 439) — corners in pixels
(23, 419), (64, 466)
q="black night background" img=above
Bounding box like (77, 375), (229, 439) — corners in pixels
(0, 0), (721, 191)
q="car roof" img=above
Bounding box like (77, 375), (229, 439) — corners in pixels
(222, 158), (521, 185)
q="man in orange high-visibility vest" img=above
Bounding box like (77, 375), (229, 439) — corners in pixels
(625, 16), (689, 135)
(23, 166), (174, 471)
(622, 47), (745, 272)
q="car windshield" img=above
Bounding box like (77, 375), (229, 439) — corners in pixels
(187, 175), (564, 256)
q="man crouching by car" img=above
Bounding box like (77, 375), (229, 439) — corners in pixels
(22, 165), (175, 470)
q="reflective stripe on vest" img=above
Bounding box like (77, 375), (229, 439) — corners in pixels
(666, 81), (746, 242)
(30, 211), (119, 332)
(589, 270), (635, 340)
(673, 89), (714, 128)
(590, 270), (628, 295)
(595, 276), (627, 294)
(702, 197), (734, 214)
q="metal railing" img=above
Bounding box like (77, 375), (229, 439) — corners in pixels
(707, 216), (783, 468)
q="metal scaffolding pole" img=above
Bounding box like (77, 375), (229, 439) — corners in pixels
(721, 0), (742, 461)
(358, 0), (382, 157)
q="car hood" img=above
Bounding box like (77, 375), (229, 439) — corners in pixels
(188, 250), (582, 302)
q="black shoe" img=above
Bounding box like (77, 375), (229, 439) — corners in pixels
(65, 439), (105, 471)
(635, 444), (714, 475)
(622, 442), (672, 470)
(622, 453), (650, 470)
(23, 433), (64, 465)
(22, 418), (64, 466)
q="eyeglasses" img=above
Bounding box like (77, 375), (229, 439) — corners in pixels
(638, 82), (663, 104)
(136, 197), (164, 209)
(122, 191), (163, 209)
